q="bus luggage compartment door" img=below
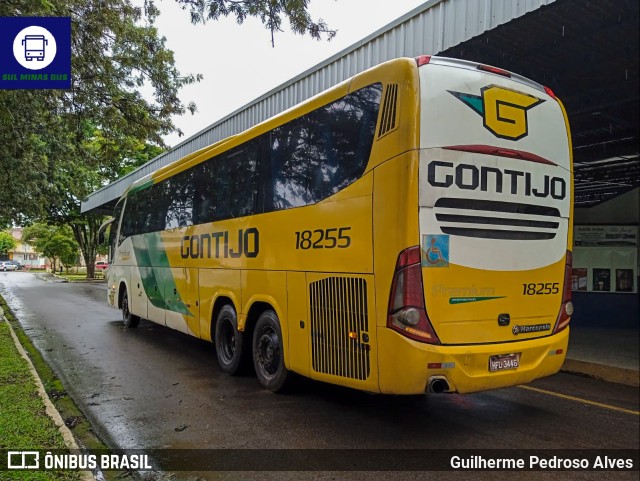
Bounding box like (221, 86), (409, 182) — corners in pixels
(307, 273), (378, 391)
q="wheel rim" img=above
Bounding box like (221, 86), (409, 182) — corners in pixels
(219, 318), (236, 364)
(256, 327), (280, 377)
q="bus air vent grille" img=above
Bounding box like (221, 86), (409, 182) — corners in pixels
(434, 198), (560, 240)
(309, 277), (370, 381)
(377, 83), (398, 138)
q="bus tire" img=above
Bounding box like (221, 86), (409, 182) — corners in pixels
(121, 289), (140, 328)
(252, 310), (289, 392)
(214, 305), (244, 375)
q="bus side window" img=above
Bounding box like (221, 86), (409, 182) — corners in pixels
(192, 160), (214, 225)
(227, 142), (258, 218)
(265, 83), (382, 211)
(110, 201), (123, 253)
(136, 83), (382, 230)
(307, 84), (381, 203)
(121, 196), (136, 241)
(270, 121), (312, 210)
(165, 180), (192, 229)
(256, 133), (274, 214)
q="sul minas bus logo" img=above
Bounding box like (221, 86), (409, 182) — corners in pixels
(449, 85), (544, 140)
(0, 17), (71, 89)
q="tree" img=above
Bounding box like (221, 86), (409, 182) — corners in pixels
(0, 0), (192, 276)
(0, 0), (199, 220)
(56, 234), (81, 272)
(1, 0), (332, 276)
(21, 224), (80, 274)
(48, 128), (165, 278)
(0, 231), (17, 258)
(168, 0), (336, 46)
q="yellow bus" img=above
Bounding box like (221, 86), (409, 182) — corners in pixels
(105, 55), (573, 395)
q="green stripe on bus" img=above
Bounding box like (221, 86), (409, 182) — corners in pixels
(449, 296), (506, 304)
(132, 233), (193, 316)
(128, 178), (154, 195)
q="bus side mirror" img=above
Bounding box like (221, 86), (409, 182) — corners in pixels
(97, 216), (114, 246)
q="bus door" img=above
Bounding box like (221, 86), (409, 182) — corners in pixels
(130, 267), (147, 320)
(143, 266), (166, 327)
(165, 267), (200, 337)
(286, 271), (309, 376)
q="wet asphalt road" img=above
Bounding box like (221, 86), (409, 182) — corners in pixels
(0, 271), (638, 480)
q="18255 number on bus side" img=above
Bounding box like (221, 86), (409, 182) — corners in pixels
(295, 227), (352, 250)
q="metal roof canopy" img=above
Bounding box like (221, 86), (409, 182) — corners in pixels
(81, 0), (639, 214)
(442, 0), (639, 207)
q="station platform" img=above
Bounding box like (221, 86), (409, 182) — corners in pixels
(563, 327), (639, 387)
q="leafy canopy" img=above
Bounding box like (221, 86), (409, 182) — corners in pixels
(21, 224), (79, 265)
(0, 0), (200, 224)
(168, 0), (336, 46)
(0, 0), (333, 276)
(0, 232), (17, 257)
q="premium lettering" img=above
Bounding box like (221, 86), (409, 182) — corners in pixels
(427, 160), (566, 200)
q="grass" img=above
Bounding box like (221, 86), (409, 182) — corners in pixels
(58, 273), (99, 281)
(56, 270), (107, 281)
(0, 296), (161, 480)
(0, 319), (81, 480)
(0, 295), (121, 480)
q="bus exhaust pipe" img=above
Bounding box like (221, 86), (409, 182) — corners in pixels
(427, 376), (451, 394)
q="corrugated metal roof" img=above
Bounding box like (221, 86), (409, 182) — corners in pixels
(441, 0), (639, 206)
(81, 0), (555, 213)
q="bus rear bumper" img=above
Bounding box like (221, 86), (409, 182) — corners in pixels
(377, 326), (570, 394)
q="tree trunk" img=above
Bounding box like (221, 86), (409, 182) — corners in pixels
(70, 214), (103, 279)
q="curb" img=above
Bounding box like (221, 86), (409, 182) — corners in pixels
(561, 358), (640, 387)
(40, 273), (106, 283)
(0, 307), (95, 481)
(35, 273), (68, 283)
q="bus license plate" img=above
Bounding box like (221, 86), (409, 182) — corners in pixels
(489, 353), (520, 372)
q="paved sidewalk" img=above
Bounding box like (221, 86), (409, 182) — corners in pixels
(563, 327), (639, 387)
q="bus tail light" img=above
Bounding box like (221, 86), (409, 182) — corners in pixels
(553, 250), (573, 334)
(544, 86), (557, 99)
(387, 246), (440, 344)
(477, 64), (511, 77)
(415, 55), (431, 66)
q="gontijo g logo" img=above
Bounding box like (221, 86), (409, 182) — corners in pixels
(449, 85), (544, 141)
(0, 17), (71, 89)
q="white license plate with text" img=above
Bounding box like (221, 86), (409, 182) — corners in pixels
(489, 353), (520, 372)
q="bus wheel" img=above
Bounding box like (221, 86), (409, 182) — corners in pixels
(121, 290), (140, 328)
(252, 310), (289, 392)
(215, 305), (244, 375)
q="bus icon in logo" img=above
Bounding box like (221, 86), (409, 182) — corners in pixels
(22, 34), (48, 61)
(12, 25), (58, 70)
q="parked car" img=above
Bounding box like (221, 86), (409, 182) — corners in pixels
(0, 261), (19, 271)
(95, 261), (109, 270)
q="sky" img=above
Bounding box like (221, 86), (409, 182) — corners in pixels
(152, 0), (428, 147)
